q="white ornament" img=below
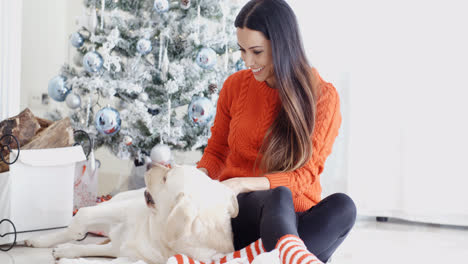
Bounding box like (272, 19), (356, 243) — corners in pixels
(123, 136), (133, 146)
(65, 93), (82, 109)
(138, 92), (149, 102)
(150, 143), (172, 165)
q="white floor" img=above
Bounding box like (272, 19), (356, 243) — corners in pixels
(1, 216), (468, 264)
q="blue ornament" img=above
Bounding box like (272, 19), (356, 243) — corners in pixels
(95, 107), (122, 136)
(235, 59), (247, 71)
(70, 32), (84, 48)
(188, 97), (215, 126)
(154, 0), (169, 13)
(136, 38), (152, 55)
(48, 75), (71, 102)
(196, 48), (217, 70)
(83, 51), (103, 73)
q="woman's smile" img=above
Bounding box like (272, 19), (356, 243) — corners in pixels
(251, 66), (265, 75)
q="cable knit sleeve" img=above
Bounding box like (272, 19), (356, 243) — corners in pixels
(265, 82), (342, 199)
(196, 75), (235, 180)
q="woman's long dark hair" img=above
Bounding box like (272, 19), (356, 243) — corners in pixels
(235, 0), (318, 175)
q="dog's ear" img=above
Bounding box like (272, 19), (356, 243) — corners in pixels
(163, 192), (197, 244)
(227, 191), (239, 218)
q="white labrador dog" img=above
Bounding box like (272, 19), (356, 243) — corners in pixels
(25, 164), (241, 264)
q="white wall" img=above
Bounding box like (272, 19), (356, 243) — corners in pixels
(21, 0), (70, 112)
(345, 1), (468, 225)
(0, 0), (23, 120)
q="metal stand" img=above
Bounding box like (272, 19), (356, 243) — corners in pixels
(0, 134), (19, 251)
(0, 219), (16, 251)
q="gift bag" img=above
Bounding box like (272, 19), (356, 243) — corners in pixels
(73, 151), (99, 210)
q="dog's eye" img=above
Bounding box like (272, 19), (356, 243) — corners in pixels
(163, 176), (167, 183)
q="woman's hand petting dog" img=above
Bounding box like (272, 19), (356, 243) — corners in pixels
(221, 177), (270, 195)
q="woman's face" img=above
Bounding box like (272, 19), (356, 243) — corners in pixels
(237, 27), (276, 88)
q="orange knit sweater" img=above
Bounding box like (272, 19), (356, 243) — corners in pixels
(197, 68), (341, 212)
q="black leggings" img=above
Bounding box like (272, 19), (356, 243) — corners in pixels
(231, 186), (357, 263)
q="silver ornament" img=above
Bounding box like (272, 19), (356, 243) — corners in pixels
(153, 0), (169, 13)
(83, 51), (104, 73)
(196, 48), (217, 70)
(65, 93), (82, 109)
(136, 38), (152, 55)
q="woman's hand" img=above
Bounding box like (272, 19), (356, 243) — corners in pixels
(221, 177), (270, 195)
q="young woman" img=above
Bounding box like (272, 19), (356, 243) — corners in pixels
(170, 1), (356, 264)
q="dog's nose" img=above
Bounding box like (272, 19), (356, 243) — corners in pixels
(144, 190), (155, 208)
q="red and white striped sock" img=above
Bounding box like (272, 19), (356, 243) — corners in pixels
(166, 238), (266, 264)
(276, 235), (323, 264)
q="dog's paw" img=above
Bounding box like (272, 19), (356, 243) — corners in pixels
(52, 243), (81, 259)
(24, 237), (52, 248)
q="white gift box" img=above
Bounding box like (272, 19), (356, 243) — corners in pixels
(0, 146), (86, 245)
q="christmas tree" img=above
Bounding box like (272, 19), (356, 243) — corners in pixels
(47, 0), (246, 161)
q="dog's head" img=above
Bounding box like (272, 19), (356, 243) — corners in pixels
(144, 164), (238, 257)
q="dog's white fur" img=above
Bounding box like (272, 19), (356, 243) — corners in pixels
(25, 164), (240, 264)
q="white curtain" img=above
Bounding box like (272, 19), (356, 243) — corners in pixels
(292, 0), (468, 226)
(0, 0), (22, 120)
